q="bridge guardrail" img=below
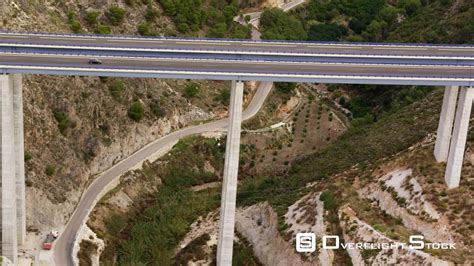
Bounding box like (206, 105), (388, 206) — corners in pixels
(0, 30), (473, 49)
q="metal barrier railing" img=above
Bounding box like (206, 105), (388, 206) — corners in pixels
(0, 30), (473, 48)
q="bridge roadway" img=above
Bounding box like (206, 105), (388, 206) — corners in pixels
(0, 32), (473, 86)
(1, 32), (474, 58)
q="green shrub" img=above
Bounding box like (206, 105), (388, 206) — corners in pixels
(260, 8), (306, 40)
(137, 23), (154, 36)
(85, 11), (99, 25)
(24, 152), (32, 162)
(307, 23), (348, 41)
(25, 179), (33, 187)
(275, 82), (296, 94)
(108, 80), (125, 101)
(150, 100), (166, 118)
(398, 0), (422, 15)
(145, 7), (159, 22)
(53, 109), (70, 134)
(95, 25), (111, 34)
(124, 0), (136, 6)
(45, 165), (55, 176)
(107, 5), (126, 26)
(67, 11), (82, 33)
(69, 21), (82, 33)
(183, 83), (200, 99)
(320, 191), (337, 210)
(349, 19), (366, 34)
(128, 101), (145, 122)
(217, 88), (230, 105)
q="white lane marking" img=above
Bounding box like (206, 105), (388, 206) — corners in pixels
(373, 47), (428, 51)
(39, 36), (98, 41)
(439, 48), (474, 52)
(306, 45), (363, 49)
(107, 39), (164, 44)
(242, 43), (298, 48)
(175, 41), (230, 46)
(0, 35), (28, 38)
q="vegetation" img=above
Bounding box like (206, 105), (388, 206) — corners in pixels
(183, 83), (201, 99)
(237, 89), (442, 227)
(145, 6), (160, 22)
(260, 8), (306, 40)
(275, 82), (296, 94)
(127, 101), (145, 122)
(85, 11), (99, 26)
(24, 152), (32, 162)
(233, 234), (262, 265)
(216, 88), (231, 105)
(45, 164), (55, 176)
(67, 11), (82, 33)
(108, 79), (125, 101)
(260, 0), (472, 44)
(137, 23), (156, 36)
(106, 5), (126, 26)
(341, 85), (435, 123)
(150, 100), (166, 118)
(157, 0), (250, 38)
(53, 109), (70, 134)
(307, 23), (347, 41)
(99, 137), (224, 264)
(25, 179), (33, 187)
(320, 191), (336, 210)
(94, 25), (111, 35)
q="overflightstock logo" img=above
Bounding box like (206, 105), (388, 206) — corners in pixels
(296, 233), (316, 253)
(295, 233), (456, 253)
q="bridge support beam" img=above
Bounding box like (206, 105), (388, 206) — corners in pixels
(13, 74), (26, 245)
(434, 86), (459, 162)
(1, 74), (18, 264)
(217, 80), (244, 266)
(444, 87), (473, 189)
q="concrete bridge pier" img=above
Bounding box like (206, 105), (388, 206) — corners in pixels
(444, 87), (473, 189)
(435, 86), (473, 189)
(217, 80), (244, 266)
(434, 86), (459, 162)
(1, 74), (18, 264)
(12, 74), (26, 245)
(0, 74), (25, 264)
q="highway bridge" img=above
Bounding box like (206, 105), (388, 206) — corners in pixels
(0, 31), (473, 265)
(0, 32), (473, 85)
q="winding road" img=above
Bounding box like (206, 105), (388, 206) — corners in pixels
(53, 82), (272, 266)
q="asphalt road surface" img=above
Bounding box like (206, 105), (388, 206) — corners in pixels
(1, 53), (472, 79)
(53, 82), (272, 266)
(1, 32), (473, 58)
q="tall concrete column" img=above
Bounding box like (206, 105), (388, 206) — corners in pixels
(1, 75), (18, 264)
(12, 74), (26, 245)
(445, 87), (473, 189)
(217, 81), (244, 266)
(434, 86), (459, 162)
